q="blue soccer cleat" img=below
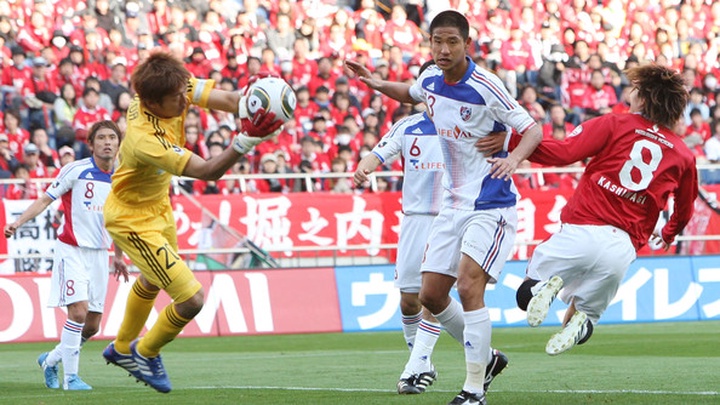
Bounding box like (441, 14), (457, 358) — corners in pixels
(63, 374), (92, 390)
(103, 342), (143, 381)
(37, 352), (59, 389)
(130, 340), (172, 393)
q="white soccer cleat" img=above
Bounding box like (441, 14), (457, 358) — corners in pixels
(526, 275), (563, 327)
(545, 310), (589, 356)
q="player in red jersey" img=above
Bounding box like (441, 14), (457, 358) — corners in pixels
(502, 64), (698, 356)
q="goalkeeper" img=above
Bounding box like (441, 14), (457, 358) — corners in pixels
(101, 51), (281, 393)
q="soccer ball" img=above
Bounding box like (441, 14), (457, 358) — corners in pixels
(245, 77), (297, 123)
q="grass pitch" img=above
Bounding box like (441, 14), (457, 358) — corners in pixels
(1, 321), (718, 405)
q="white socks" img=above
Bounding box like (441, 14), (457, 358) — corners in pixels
(433, 298), (465, 344)
(401, 311), (422, 350)
(60, 320), (83, 379)
(401, 319), (441, 378)
(462, 307), (491, 395)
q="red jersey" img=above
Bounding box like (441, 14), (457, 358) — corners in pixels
(514, 113), (697, 250)
(1, 65), (33, 94)
(72, 105), (111, 141)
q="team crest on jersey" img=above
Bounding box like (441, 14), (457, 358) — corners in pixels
(459, 106), (472, 122)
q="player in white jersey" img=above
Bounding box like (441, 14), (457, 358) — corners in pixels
(356, 111), (445, 393)
(347, 10), (542, 405)
(4, 121), (128, 391)
(356, 103), (509, 396)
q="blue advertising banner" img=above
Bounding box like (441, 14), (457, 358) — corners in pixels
(334, 255), (720, 332)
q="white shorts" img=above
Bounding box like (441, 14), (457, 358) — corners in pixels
(526, 223), (637, 324)
(48, 241), (110, 312)
(395, 214), (436, 293)
(421, 207), (517, 283)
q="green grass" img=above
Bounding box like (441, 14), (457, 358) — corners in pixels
(1, 321), (718, 405)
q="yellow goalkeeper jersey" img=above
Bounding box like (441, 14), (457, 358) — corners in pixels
(109, 78), (214, 207)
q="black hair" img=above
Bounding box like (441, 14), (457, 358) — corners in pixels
(430, 10), (469, 40)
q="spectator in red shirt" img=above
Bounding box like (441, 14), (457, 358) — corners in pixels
(30, 127), (58, 176)
(184, 124), (208, 159)
(500, 25), (538, 98)
(290, 37), (317, 89)
(518, 85), (546, 124)
(583, 68), (618, 119)
(0, 133), (20, 179)
(53, 58), (84, 99)
(72, 87), (111, 144)
(15, 9), (51, 54)
(237, 56), (261, 90)
(21, 142), (48, 179)
(293, 85), (318, 135)
(259, 47), (281, 76)
(2, 109), (30, 157)
(542, 104), (575, 139)
(685, 107), (712, 150)
(382, 4), (423, 60)
(22, 56), (58, 131)
(147, 0), (172, 42)
(67, 45), (93, 88)
(186, 46), (213, 79)
(292, 135), (330, 174)
(256, 152), (286, 193)
(220, 49), (244, 87)
(307, 113), (336, 151)
(1, 46), (32, 111)
(307, 57), (336, 97)
(6, 163), (38, 200)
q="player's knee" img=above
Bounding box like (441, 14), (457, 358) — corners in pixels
(418, 290), (444, 314)
(516, 279), (539, 311)
(399, 291), (422, 316)
(176, 289), (204, 319)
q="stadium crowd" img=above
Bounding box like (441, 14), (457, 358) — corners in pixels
(1, 0), (720, 196)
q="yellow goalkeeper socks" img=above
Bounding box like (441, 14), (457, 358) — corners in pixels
(138, 304), (190, 358)
(114, 279), (159, 354)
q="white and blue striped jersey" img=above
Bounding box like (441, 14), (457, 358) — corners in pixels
(371, 112), (444, 215)
(45, 157), (114, 249)
(409, 58), (536, 211)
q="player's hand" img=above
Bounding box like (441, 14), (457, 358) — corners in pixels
(113, 256), (129, 282)
(345, 60), (381, 90)
(487, 155), (521, 181)
(241, 107), (282, 138)
(4, 222), (18, 238)
(649, 231), (671, 251)
(353, 168), (371, 187)
(233, 108), (283, 154)
(475, 131), (507, 156)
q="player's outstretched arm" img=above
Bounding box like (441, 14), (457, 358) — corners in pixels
(205, 88), (242, 115)
(345, 60), (416, 104)
(354, 153), (382, 187)
(183, 107), (281, 181)
(3, 193), (53, 238)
